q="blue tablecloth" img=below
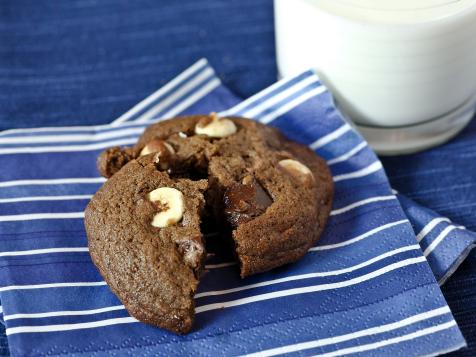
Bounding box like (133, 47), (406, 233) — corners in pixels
(1, 1), (475, 356)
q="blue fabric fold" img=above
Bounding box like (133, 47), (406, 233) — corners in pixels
(0, 60), (471, 356)
(397, 193), (476, 285)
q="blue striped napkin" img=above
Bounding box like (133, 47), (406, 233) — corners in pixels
(0, 59), (473, 356)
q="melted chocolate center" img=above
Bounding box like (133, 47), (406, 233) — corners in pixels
(223, 177), (272, 227)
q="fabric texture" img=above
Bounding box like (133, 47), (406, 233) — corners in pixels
(0, 0), (276, 131)
(0, 61), (469, 356)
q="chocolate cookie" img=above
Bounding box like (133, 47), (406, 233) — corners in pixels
(85, 155), (207, 334)
(87, 114), (333, 333)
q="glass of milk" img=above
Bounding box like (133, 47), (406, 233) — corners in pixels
(275, 0), (476, 154)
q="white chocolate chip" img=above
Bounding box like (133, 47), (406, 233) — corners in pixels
(194, 113), (237, 138)
(140, 147), (151, 156)
(140, 139), (175, 157)
(178, 132), (187, 138)
(140, 140), (175, 170)
(278, 159), (314, 184)
(148, 187), (185, 228)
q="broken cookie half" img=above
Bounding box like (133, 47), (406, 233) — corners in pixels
(85, 114), (333, 334)
(85, 155), (207, 334)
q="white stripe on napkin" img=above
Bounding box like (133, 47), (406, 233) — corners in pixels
(258, 86), (327, 124)
(222, 71), (319, 116)
(310, 124), (352, 151)
(112, 59), (208, 125)
(0, 282), (107, 293)
(327, 142), (368, 166)
(416, 218), (451, 243)
(0, 127), (145, 145)
(333, 161), (383, 182)
(6, 317), (138, 335)
(0, 248), (89, 258)
(195, 245), (420, 299)
(243, 306), (451, 357)
(232, 76), (319, 118)
(195, 257), (426, 314)
(4, 305), (125, 321)
(310, 220), (408, 252)
(0, 212), (84, 222)
(330, 196), (396, 216)
(0, 138), (137, 155)
(310, 321), (458, 357)
(134, 68), (217, 123)
(0, 177), (105, 188)
(423, 225), (466, 257)
(0, 195), (93, 204)
(0, 125), (122, 137)
(159, 78), (221, 119)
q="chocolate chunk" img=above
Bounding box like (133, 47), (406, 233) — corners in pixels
(223, 177), (272, 227)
